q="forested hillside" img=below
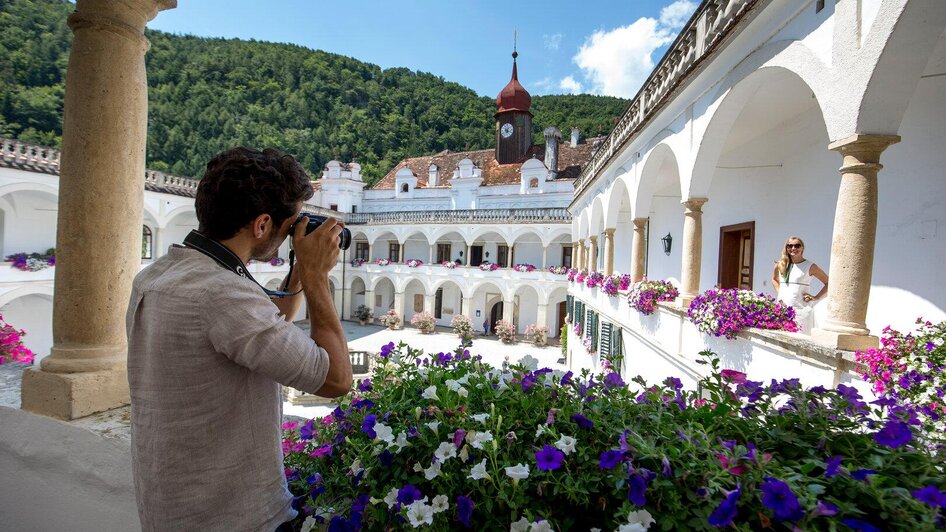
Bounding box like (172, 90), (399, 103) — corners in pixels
(0, 0), (628, 185)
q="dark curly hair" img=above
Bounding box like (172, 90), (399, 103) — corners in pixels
(195, 147), (314, 240)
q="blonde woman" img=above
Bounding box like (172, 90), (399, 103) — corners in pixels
(772, 236), (829, 334)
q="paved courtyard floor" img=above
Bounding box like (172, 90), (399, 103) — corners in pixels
(1, 321), (566, 430)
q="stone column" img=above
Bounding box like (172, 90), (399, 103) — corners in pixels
(465, 245), (471, 267)
(424, 294), (436, 314)
(461, 294), (471, 318)
(631, 218), (648, 282)
(153, 225), (165, 259)
(502, 299), (515, 323)
(576, 240), (585, 271)
(603, 228), (615, 276)
(589, 236), (599, 273)
(364, 289), (375, 317)
(541, 246), (548, 269)
(333, 288), (344, 318)
(536, 303), (548, 332)
(393, 291), (405, 326)
(341, 287), (352, 320)
(679, 198), (708, 306)
(812, 134), (900, 350)
(21, 0), (176, 420)
(428, 245), (435, 265)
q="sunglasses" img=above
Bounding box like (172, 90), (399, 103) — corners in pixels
(786, 244), (803, 249)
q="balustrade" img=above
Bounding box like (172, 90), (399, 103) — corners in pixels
(573, 0), (756, 195)
(345, 207), (571, 225)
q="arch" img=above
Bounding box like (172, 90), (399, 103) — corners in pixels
(576, 209), (590, 241)
(603, 173), (632, 229)
(690, 65), (828, 199)
(589, 196), (605, 235)
(368, 229), (399, 247)
(0, 181), (59, 205)
(0, 284), (54, 309)
(368, 274), (398, 292)
(345, 273), (370, 291)
(545, 227), (573, 247)
(635, 142), (681, 216)
(510, 227), (543, 247)
(163, 204), (197, 228)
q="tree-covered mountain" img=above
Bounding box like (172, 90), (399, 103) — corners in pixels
(0, 0), (628, 185)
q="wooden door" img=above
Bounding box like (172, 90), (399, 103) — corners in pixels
(470, 245), (483, 266)
(718, 222), (755, 290)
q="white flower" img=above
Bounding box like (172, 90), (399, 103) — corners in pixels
(468, 458), (489, 480)
(458, 387), (469, 398)
(618, 524), (649, 532)
(456, 373), (471, 385)
(375, 422), (394, 443)
(510, 517), (532, 532)
(416, 367), (429, 378)
(422, 385), (439, 400)
(555, 435), (577, 455)
(472, 413), (490, 423)
(446, 379), (462, 391)
(300, 516), (318, 532)
(469, 430), (494, 450)
(425, 420), (441, 433)
(431, 494), (449, 513)
(350, 459), (363, 476)
(535, 424), (547, 438)
(424, 460), (442, 480)
(458, 445), (470, 462)
(406, 501), (434, 528)
(413, 462), (424, 472)
(622, 509), (655, 531)
(392, 431), (410, 452)
(505, 463), (530, 480)
(384, 487), (399, 508)
(435, 441), (457, 462)
(531, 520), (553, 532)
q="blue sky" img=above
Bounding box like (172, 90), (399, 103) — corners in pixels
(149, 0), (698, 99)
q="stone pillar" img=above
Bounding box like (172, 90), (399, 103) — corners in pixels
(424, 294), (436, 314)
(333, 288), (344, 318)
(679, 198), (708, 306)
(603, 228), (615, 276)
(364, 289), (375, 317)
(536, 303), (548, 332)
(366, 243), (372, 261)
(341, 288), (352, 320)
(461, 294), (471, 318)
(153, 225), (165, 259)
(21, 0), (176, 420)
(631, 218), (648, 282)
(576, 240), (585, 271)
(502, 299), (515, 324)
(589, 236), (599, 273)
(541, 246), (548, 269)
(465, 245), (471, 267)
(812, 134), (900, 350)
(428, 245), (435, 265)
(393, 291), (405, 326)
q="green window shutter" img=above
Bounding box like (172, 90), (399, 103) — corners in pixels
(600, 321), (612, 356)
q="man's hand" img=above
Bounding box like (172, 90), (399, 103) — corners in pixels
(292, 216), (345, 282)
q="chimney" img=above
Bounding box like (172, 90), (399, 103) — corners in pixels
(428, 164), (439, 186)
(570, 127), (580, 147)
(543, 127), (561, 179)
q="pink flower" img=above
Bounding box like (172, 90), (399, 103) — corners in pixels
(720, 369), (748, 384)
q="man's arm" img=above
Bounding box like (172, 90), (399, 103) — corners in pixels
(272, 270), (303, 321)
(294, 216), (352, 397)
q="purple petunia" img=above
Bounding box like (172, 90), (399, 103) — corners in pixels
(453, 429), (467, 449)
(456, 495), (474, 527)
(300, 420), (316, 440)
(535, 444), (565, 471)
(397, 484), (423, 506)
(627, 474), (648, 506)
(571, 413), (594, 429)
(361, 414), (377, 439)
(760, 478), (804, 522)
(357, 379), (372, 392)
(520, 373), (537, 392)
(603, 372), (625, 389)
(851, 469), (876, 481)
(379, 341), (395, 359)
(708, 485), (741, 527)
(598, 450), (624, 470)
(811, 501), (838, 518)
(824, 456), (843, 478)
(873, 419), (912, 448)
(842, 518), (881, 532)
(560, 371), (573, 385)
(912, 485), (946, 508)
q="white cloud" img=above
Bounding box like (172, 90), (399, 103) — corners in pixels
(532, 77), (556, 92)
(559, 76), (583, 94)
(571, 0), (697, 98)
(543, 33), (563, 51)
(660, 0), (698, 29)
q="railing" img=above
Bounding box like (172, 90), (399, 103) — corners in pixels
(346, 207), (571, 225)
(144, 169), (200, 195)
(572, 0), (758, 197)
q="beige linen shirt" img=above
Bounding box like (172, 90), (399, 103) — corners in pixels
(127, 246), (329, 532)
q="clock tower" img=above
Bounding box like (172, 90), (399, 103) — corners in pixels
(495, 50), (533, 164)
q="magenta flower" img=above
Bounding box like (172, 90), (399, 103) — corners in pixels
(720, 369), (748, 384)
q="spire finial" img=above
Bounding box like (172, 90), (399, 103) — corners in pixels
(512, 30), (518, 60)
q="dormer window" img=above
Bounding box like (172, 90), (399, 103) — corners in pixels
(530, 178), (539, 188)
(401, 183), (409, 193)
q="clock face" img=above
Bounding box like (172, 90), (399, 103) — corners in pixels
(500, 123), (514, 138)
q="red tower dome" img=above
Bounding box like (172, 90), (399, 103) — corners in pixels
(495, 51), (532, 116)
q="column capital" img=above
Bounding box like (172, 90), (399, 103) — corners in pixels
(681, 197), (708, 213)
(604, 228), (615, 237)
(632, 218), (648, 229)
(70, 0), (176, 48)
(589, 235), (598, 243)
(828, 134), (901, 157)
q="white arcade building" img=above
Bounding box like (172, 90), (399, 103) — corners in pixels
(561, 0), (946, 395)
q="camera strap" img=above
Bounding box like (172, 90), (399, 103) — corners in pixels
(183, 230), (300, 298)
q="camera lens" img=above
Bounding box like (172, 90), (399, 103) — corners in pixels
(297, 213), (350, 250)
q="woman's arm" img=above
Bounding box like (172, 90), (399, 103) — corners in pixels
(806, 263), (829, 302)
(771, 263), (780, 293)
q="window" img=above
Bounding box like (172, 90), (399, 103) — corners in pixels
(815, 0), (825, 13)
(562, 246), (573, 268)
(142, 225), (153, 260)
(497, 245), (508, 267)
(355, 242), (369, 261)
(413, 294), (423, 312)
(434, 288), (443, 319)
(352, 205), (357, 213)
(401, 183), (409, 193)
(329, 204), (338, 211)
(436, 243), (452, 263)
(388, 242), (400, 262)
(529, 178), (539, 188)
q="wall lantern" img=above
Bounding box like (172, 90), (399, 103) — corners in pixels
(459, 250), (463, 257)
(661, 233), (673, 255)
(485, 251), (490, 258)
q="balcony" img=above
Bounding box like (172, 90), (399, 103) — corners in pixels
(345, 207), (571, 225)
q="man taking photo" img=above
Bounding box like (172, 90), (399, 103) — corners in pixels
(126, 147), (352, 531)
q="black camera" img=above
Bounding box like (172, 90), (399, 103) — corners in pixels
(293, 212), (351, 250)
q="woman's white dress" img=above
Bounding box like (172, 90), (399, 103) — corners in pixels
(778, 260), (815, 334)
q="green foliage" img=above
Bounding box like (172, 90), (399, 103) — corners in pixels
(0, 0), (628, 187)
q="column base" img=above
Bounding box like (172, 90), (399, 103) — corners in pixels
(21, 367), (130, 421)
(811, 328), (878, 351)
(677, 295), (696, 308)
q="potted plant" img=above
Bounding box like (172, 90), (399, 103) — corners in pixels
(524, 324), (548, 347)
(495, 319), (517, 344)
(379, 309), (401, 330)
(354, 304), (372, 325)
(410, 311), (436, 334)
(451, 314), (473, 342)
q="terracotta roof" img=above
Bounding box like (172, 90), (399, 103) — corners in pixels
(372, 137), (603, 190)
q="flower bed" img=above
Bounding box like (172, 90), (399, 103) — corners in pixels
(406, 259), (424, 268)
(376, 258), (392, 267)
(856, 319), (946, 445)
(585, 271), (604, 289)
(478, 262), (499, 272)
(628, 280), (679, 315)
(512, 264), (536, 273)
(5, 249), (55, 272)
(441, 261), (459, 269)
(547, 266), (568, 275)
(0, 314), (33, 364)
(282, 343), (946, 530)
(688, 288), (797, 339)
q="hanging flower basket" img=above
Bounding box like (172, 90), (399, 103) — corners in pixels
(628, 279), (679, 315)
(441, 261), (459, 269)
(350, 259), (368, 267)
(5, 249), (55, 272)
(479, 262), (499, 272)
(375, 258), (392, 267)
(406, 259), (424, 268)
(687, 288), (797, 339)
(512, 263), (536, 272)
(548, 266), (569, 275)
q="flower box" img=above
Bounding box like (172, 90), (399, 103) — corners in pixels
(628, 279), (679, 315)
(688, 288), (796, 339)
(512, 263), (536, 273)
(441, 261), (459, 269)
(478, 262), (499, 272)
(406, 259), (424, 268)
(375, 258), (392, 267)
